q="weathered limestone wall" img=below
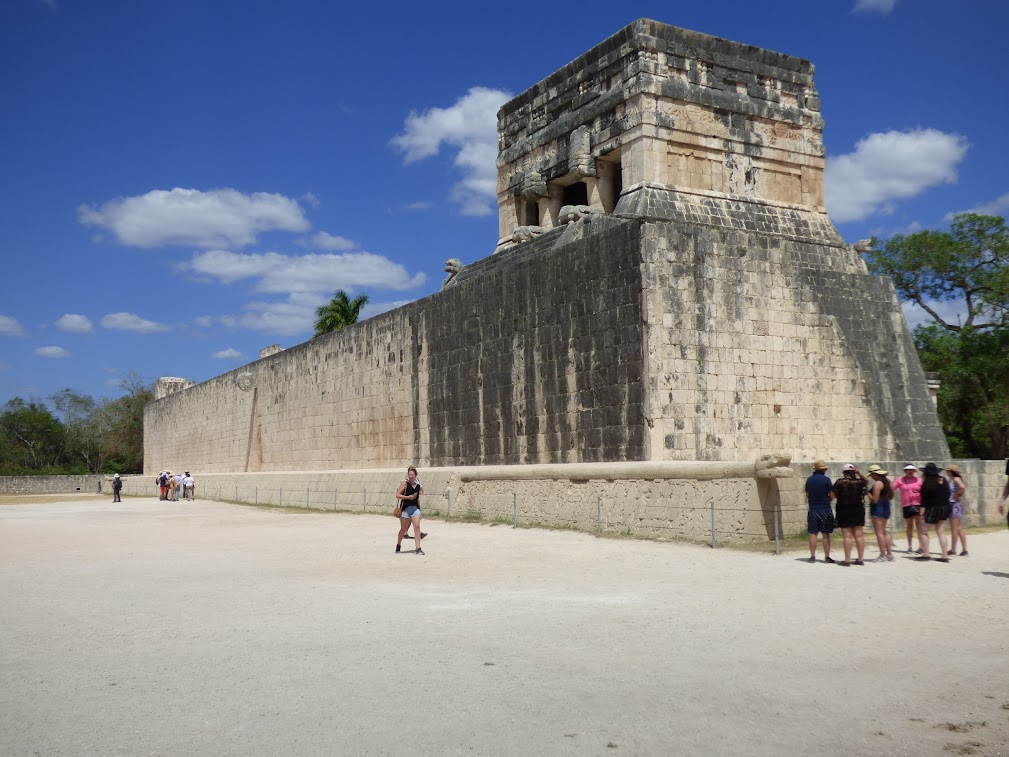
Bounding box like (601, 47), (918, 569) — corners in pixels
(117, 458), (1005, 546)
(0, 475), (104, 495)
(145, 217), (646, 473)
(633, 192), (945, 462)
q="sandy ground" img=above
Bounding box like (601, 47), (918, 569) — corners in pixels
(1, 497), (1007, 757)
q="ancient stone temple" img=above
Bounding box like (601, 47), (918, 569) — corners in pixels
(144, 19), (948, 474)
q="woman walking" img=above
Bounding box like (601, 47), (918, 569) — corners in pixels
(893, 464), (924, 553)
(946, 464), (968, 556)
(867, 465), (894, 562)
(916, 463), (952, 562)
(395, 466), (425, 555)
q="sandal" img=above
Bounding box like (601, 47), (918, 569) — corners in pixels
(415, 548), (425, 555)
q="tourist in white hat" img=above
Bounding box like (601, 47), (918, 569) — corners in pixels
(893, 464), (924, 553)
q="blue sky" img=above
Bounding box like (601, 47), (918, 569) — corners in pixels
(2, 0), (1007, 406)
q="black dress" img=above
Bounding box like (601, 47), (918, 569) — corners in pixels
(921, 477), (952, 524)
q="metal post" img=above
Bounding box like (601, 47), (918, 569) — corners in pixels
(710, 499), (716, 548)
(235, 485), (238, 502)
(334, 488), (338, 512)
(773, 502), (780, 556)
(446, 490), (451, 519)
(255, 487), (258, 505)
(513, 493), (517, 528)
(363, 488), (367, 513)
(307, 488), (310, 508)
(279, 488), (283, 507)
(596, 496), (602, 533)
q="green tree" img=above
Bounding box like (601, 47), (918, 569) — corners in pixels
(314, 290), (369, 337)
(100, 373), (154, 473)
(50, 388), (106, 473)
(0, 397), (68, 472)
(868, 213), (1009, 458)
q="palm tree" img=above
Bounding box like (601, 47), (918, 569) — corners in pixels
(314, 290), (369, 337)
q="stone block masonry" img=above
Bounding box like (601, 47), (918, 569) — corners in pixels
(145, 18), (948, 479)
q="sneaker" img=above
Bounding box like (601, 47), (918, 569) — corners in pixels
(915, 548), (924, 554)
(872, 555), (887, 563)
(887, 554), (895, 562)
(839, 561), (851, 567)
(907, 547), (914, 553)
(960, 551), (968, 557)
(395, 544), (401, 553)
(415, 548), (425, 555)
(807, 557), (816, 563)
(824, 557), (836, 564)
(853, 559), (865, 566)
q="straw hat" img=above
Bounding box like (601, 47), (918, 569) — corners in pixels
(945, 464), (961, 475)
(813, 460), (828, 471)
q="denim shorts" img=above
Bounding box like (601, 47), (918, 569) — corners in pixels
(870, 502), (891, 520)
(401, 505), (420, 519)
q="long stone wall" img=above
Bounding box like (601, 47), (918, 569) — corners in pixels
(0, 475), (105, 495)
(115, 458), (1005, 546)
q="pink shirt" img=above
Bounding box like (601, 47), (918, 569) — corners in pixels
(893, 475), (922, 506)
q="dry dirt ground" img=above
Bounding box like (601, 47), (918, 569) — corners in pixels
(1, 496), (1007, 757)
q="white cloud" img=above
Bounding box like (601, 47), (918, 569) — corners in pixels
(825, 129), (968, 223)
(300, 192), (321, 208)
(946, 190), (1009, 220)
(306, 232), (357, 251)
(187, 249), (425, 293)
(192, 316), (214, 328)
(100, 312), (171, 334)
(0, 315), (26, 336)
(35, 345), (70, 358)
(211, 348), (244, 359)
(853, 0), (898, 13)
(78, 188), (310, 248)
(55, 314), (93, 333)
(392, 87), (511, 217)
(210, 293), (419, 337)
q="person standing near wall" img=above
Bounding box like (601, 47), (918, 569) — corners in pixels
(395, 466), (424, 555)
(866, 465), (894, 562)
(173, 471), (184, 502)
(998, 459), (1009, 528)
(112, 473), (122, 503)
(893, 464), (924, 553)
(182, 472), (193, 500)
(804, 460), (835, 563)
(831, 464), (868, 566)
(917, 462), (952, 561)
(946, 464), (967, 557)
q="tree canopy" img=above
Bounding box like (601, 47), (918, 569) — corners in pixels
(0, 375), (154, 475)
(867, 213), (1009, 458)
(314, 290), (369, 337)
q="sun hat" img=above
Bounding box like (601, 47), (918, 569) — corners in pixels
(113, 473), (120, 478)
(870, 467), (888, 476)
(842, 463), (856, 472)
(945, 464), (961, 475)
(813, 460), (828, 470)
(922, 462), (941, 476)
(903, 464), (918, 471)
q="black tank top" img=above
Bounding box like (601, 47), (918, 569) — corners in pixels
(404, 481), (421, 508)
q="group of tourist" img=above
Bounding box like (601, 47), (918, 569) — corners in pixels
(805, 461), (969, 565)
(156, 470), (195, 501)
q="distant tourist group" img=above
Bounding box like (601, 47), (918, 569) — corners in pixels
(805, 461), (969, 565)
(156, 470), (195, 501)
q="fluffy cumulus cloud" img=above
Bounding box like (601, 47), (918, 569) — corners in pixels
(55, 314), (93, 333)
(35, 345), (70, 358)
(100, 312), (171, 334)
(78, 188), (310, 249)
(825, 129), (968, 223)
(187, 250), (425, 293)
(211, 348), (244, 360)
(202, 294), (416, 337)
(305, 232), (357, 251)
(853, 0), (898, 13)
(392, 87), (511, 216)
(0, 315), (26, 336)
